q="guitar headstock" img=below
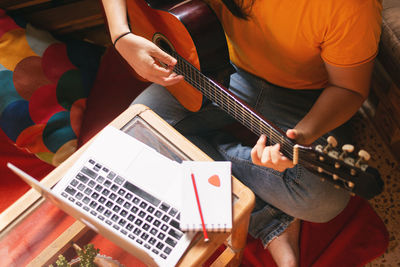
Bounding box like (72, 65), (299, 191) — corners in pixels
(296, 136), (383, 199)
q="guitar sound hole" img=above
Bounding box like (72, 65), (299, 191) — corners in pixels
(153, 33), (174, 55)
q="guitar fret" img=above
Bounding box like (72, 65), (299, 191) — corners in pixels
(254, 118), (261, 137)
(211, 83), (217, 103)
(250, 117), (258, 135)
(201, 73), (205, 93)
(227, 98), (233, 116)
(190, 63), (199, 84)
(191, 64), (196, 85)
(237, 106), (245, 125)
(185, 61), (189, 83)
(258, 120), (263, 137)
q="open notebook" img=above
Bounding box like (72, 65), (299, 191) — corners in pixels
(7, 126), (195, 267)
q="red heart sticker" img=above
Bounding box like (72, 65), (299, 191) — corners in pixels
(208, 174), (220, 187)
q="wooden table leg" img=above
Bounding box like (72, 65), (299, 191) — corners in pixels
(211, 199), (254, 267)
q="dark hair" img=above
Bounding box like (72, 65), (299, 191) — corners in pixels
(222, 0), (254, 19)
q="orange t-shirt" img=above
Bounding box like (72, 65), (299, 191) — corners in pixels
(208, 0), (382, 91)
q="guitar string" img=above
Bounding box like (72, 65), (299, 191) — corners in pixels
(172, 52), (297, 157)
(174, 53), (296, 157)
(173, 53), (272, 135)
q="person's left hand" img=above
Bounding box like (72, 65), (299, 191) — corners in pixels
(251, 129), (302, 172)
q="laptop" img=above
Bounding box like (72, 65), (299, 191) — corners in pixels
(7, 125), (195, 267)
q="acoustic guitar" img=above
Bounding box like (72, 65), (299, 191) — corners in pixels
(126, 0), (383, 199)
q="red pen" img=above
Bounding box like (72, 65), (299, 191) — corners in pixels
(191, 172), (209, 242)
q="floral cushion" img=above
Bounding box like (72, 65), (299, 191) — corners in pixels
(0, 9), (103, 166)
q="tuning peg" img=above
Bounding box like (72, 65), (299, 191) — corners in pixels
(327, 136), (338, 147)
(355, 149), (371, 167)
(347, 181), (355, 188)
(339, 144), (354, 159)
(323, 136), (338, 153)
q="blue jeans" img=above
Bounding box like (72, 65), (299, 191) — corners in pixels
(132, 67), (351, 247)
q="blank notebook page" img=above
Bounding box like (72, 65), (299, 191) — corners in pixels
(180, 161), (232, 232)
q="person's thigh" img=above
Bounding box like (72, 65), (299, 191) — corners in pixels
(132, 83), (236, 135)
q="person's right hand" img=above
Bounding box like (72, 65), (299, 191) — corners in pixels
(114, 33), (184, 86)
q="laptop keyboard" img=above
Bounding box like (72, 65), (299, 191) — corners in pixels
(60, 159), (184, 261)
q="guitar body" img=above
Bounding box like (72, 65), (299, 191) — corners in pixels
(126, 0), (232, 112)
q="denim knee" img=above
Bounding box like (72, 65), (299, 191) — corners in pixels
(280, 166), (351, 223)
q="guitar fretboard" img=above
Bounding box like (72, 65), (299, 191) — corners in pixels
(170, 51), (295, 159)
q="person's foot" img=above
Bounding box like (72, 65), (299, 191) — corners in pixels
(266, 219), (301, 267)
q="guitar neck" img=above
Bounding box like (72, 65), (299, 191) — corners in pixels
(171, 51), (296, 159)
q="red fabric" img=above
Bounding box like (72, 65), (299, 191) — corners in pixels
(0, 46), (388, 265)
(0, 129), (54, 212)
(78, 46), (150, 146)
(0, 201), (75, 266)
(238, 196), (389, 267)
